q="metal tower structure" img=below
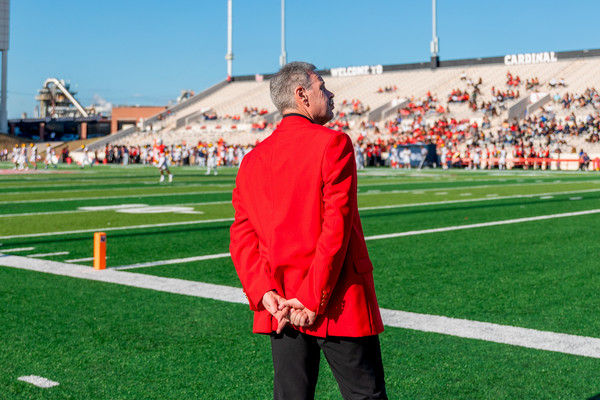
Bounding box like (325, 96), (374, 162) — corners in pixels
(35, 78), (90, 119)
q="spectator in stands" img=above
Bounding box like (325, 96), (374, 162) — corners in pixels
(579, 151), (591, 170)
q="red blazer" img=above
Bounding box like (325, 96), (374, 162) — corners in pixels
(230, 115), (384, 338)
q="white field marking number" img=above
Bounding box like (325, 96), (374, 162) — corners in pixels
(78, 204), (203, 215)
(18, 375), (59, 388)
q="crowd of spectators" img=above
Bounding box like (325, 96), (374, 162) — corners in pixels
(86, 67), (599, 173)
(376, 85), (398, 93)
(101, 141), (255, 168)
(243, 106), (269, 117)
(553, 88), (600, 110)
(525, 77), (541, 90)
(506, 71), (521, 87)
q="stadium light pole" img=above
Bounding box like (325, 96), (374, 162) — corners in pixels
(225, 0), (234, 80)
(430, 0), (440, 69)
(279, 0), (287, 67)
(0, 0), (8, 133)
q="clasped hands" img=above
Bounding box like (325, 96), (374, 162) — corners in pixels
(262, 290), (317, 334)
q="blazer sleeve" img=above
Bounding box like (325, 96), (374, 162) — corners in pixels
(295, 132), (357, 314)
(230, 185), (278, 311)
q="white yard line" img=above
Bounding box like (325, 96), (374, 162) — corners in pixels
(18, 375), (60, 388)
(29, 251), (70, 258)
(88, 208), (600, 270)
(358, 180), (600, 195)
(4, 182), (599, 207)
(0, 190), (233, 205)
(65, 256), (98, 263)
(358, 187), (600, 211)
(0, 200), (231, 218)
(0, 218), (235, 240)
(2, 254), (600, 359)
(2, 186), (599, 222)
(365, 209), (600, 241)
(113, 253), (231, 270)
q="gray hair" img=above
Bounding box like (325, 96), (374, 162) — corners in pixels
(270, 61), (317, 113)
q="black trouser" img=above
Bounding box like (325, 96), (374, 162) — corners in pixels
(270, 327), (387, 400)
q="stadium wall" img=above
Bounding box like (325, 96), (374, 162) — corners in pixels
(230, 48), (600, 82)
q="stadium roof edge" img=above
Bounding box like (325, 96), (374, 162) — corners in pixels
(230, 48), (600, 82)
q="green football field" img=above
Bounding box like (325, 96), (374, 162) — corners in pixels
(1, 162), (600, 399)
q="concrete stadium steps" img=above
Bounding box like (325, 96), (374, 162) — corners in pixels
(160, 80), (273, 130)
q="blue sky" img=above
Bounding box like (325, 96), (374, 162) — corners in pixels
(7, 0), (600, 118)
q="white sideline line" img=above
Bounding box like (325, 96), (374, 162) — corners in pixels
(113, 253), (231, 270)
(2, 254), (600, 359)
(0, 255), (246, 304)
(18, 375), (59, 388)
(0, 218), (235, 240)
(378, 309), (600, 358)
(365, 209), (600, 241)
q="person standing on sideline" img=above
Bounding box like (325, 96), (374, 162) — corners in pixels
(156, 139), (173, 183)
(80, 145), (93, 169)
(230, 62), (387, 400)
(206, 143), (218, 175)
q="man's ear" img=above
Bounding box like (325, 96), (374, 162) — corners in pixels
(296, 86), (309, 106)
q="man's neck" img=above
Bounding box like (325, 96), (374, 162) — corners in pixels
(282, 112), (313, 123)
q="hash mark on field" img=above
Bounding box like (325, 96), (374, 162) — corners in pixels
(18, 375), (59, 388)
(540, 196), (554, 199)
(570, 197), (583, 201)
(0, 247), (35, 253)
(3, 255), (600, 359)
(434, 192), (448, 195)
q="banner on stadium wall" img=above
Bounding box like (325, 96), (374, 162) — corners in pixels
(504, 51), (558, 66)
(393, 144), (438, 168)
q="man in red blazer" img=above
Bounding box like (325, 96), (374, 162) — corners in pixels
(230, 61), (387, 399)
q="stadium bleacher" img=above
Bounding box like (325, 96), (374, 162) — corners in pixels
(87, 52), (600, 169)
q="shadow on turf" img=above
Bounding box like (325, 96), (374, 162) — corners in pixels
(360, 192), (600, 220)
(587, 394), (600, 400)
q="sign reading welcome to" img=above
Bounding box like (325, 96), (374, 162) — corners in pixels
(330, 64), (383, 77)
(504, 51), (558, 66)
